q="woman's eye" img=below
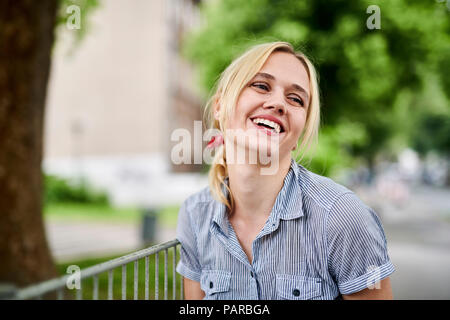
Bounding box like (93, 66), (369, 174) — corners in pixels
(252, 83), (269, 91)
(252, 83), (304, 107)
(290, 96), (304, 106)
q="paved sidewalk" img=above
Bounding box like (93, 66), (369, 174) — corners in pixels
(358, 184), (450, 299)
(388, 241), (450, 299)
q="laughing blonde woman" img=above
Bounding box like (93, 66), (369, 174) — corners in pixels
(175, 41), (395, 300)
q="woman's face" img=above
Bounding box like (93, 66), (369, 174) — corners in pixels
(225, 51), (310, 164)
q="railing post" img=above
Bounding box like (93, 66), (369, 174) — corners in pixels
(108, 270), (113, 300)
(155, 252), (159, 300)
(93, 275), (99, 300)
(164, 249), (168, 300)
(122, 265), (127, 300)
(134, 261), (138, 300)
(76, 284), (82, 300)
(145, 257), (149, 300)
(173, 246), (176, 300)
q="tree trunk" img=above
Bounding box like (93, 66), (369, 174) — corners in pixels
(0, 0), (58, 287)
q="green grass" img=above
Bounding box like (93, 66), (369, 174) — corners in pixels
(52, 247), (182, 300)
(44, 202), (180, 228)
(157, 205), (180, 228)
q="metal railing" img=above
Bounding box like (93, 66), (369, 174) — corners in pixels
(13, 239), (183, 300)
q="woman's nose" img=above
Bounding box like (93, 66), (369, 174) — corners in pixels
(263, 91), (287, 115)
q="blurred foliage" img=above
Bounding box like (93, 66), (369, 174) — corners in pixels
(300, 121), (368, 177)
(44, 174), (109, 206)
(182, 0), (450, 176)
(413, 111), (450, 156)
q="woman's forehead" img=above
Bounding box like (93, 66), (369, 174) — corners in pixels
(257, 51), (310, 93)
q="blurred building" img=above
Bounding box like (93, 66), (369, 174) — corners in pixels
(43, 0), (208, 207)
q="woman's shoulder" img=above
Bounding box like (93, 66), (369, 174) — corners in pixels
(182, 185), (215, 209)
(296, 163), (356, 211)
(296, 164), (381, 229)
(178, 185), (218, 227)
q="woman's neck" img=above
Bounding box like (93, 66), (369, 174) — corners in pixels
(227, 155), (292, 222)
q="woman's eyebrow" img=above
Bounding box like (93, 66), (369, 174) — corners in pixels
(254, 72), (309, 99)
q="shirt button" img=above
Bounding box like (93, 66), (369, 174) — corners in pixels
(250, 271), (254, 278)
(209, 281), (213, 289)
(293, 289), (300, 297)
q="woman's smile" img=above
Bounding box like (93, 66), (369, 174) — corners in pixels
(247, 116), (286, 138)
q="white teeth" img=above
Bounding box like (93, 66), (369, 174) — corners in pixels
(252, 118), (281, 134)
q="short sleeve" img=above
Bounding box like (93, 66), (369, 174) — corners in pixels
(326, 192), (395, 295)
(175, 199), (202, 282)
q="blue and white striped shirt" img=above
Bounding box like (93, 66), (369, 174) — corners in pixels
(176, 158), (395, 300)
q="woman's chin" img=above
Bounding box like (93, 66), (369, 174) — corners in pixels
(240, 142), (281, 165)
(224, 128), (291, 165)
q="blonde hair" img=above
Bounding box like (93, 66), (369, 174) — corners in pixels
(204, 41), (321, 212)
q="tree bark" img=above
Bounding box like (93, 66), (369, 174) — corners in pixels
(0, 0), (58, 286)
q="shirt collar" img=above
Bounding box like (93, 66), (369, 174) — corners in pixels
(211, 158), (304, 234)
(211, 178), (231, 235)
(273, 158), (304, 221)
